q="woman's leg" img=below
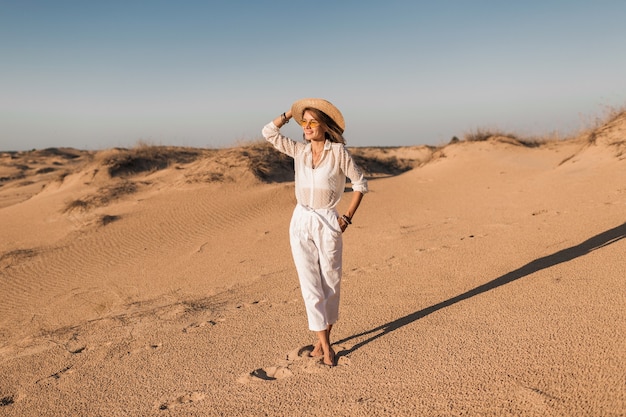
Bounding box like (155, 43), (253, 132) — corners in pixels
(316, 326), (335, 366)
(290, 207), (342, 366)
(311, 324), (333, 357)
(310, 211), (342, 364)
(290, 207), (327, 331)
(316, 211), (343, 330)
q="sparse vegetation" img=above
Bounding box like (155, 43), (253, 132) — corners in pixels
(350, 153), (414, 177)
(0, 249), (37, 269)
(462, 128), (546, 148)
(104, 144), (202, 177)
(64, 181), (138, 212)
(244, 140), (294, 182)
(585, 105), (626, 131)
(35, 167), (56, 174)
(465, 128), (515, 143)
(581, 107), (626, 145)
(100, 214), (121, 226)
(36, 148), (82, 159)
(64, 199), (90, 212)
(185, 172), (229, 184)
(460, 105), (626, 149)
(0, 173), (26, 182)
(182, 298), (216, 313)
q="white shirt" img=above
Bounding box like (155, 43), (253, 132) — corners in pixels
(262, 122), (368, 210)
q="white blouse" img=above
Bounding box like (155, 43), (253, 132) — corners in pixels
(262, 122), (368, 210)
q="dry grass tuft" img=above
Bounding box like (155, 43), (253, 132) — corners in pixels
(31, 148), (83, 159)
(104, 144), (202, 177)
(586, 105), (626, 130)
(463, 128), (547, 148)
(0, 172), (26, 183)
(64, 199), (90, 212)
(351, 153), (415, 177)
(581, 107), (626, 144)
(244, 140), (294, 182)
(64, 181), (138, 212)
(35, 167), (57, 174)
(100, 214), (121, 226)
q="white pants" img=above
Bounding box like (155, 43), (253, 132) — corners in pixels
(289, 204), (343, 332)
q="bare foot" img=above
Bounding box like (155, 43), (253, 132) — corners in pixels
(311, 342), (323, 357)
(323, 347), (336, 366)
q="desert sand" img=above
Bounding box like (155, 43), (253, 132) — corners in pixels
(1, 113), (625, 416)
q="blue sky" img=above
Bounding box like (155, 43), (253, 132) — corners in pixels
(1, 1), (625, 151)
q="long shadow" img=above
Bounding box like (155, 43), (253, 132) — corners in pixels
(335, 222), (626, 355)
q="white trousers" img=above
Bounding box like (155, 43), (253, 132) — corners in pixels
(289, 204), (343, 332)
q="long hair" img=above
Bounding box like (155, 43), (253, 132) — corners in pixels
(302, 107), (346, 144)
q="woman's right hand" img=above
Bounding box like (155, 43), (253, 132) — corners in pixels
(274, 110), (293, 128)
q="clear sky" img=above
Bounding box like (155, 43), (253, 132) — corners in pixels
(1, 0), (625, 151)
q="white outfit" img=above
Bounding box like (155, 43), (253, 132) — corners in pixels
(262, 122), (368, 331)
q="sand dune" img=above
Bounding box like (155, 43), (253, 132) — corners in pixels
(0, 113), (624, 416)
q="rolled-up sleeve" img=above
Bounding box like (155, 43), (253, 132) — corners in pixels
(340, 146), (368, 194)
(262, 122), (300, 158)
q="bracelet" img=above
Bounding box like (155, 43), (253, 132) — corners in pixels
(281, 112), (289, 124)
(341, 215), (352, 225)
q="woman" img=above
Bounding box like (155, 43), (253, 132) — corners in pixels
(262, 98), (368, 366)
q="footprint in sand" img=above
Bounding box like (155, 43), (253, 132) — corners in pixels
(182, 319), (217, 333)
(158, 391), (206, 411)
(237, 366), (293, 384)
(288, 344), (351, 367)
(0, 395), (15, 407)
(237, 344), (351, 384)
(235, 299), (268, 309)
(65, 333), (87, 354)
(35, 365), (74, 384)
(127, 342), (162, 356)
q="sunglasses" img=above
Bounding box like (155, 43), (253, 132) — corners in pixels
(299, 120), (320, 128)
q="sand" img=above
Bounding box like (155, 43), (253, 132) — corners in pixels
(1, 113), (625, 416)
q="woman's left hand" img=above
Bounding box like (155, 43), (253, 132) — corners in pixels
(338, 217), (349, 233)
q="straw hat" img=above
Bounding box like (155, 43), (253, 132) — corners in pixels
(291, 98), (345, 133)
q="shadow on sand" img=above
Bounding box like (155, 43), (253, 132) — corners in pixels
(335, 222), (626, 356)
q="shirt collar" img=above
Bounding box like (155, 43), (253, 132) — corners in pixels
(305, 140), (331, 154)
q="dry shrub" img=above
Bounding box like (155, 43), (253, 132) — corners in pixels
(244, 141), (294, 182)
(185, 172), (229, 184)
(464, 128), (519, 143)
(604, 108), (626, 125)
(350, 154), (413, 177)
(98, 181), (137, 202)
(100, 214), (121, 226)
(585, 105), (626, 130)
(582, 107), (626, 145)
(464, 128), (544, 148)
(34, 148), (82, 159)
(64, 199), (90, 212)
(182, 298), (217, 313)
(64, 181), (137, 212)
(0, 172), (25, 182)
(105, 144), (202, 177)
